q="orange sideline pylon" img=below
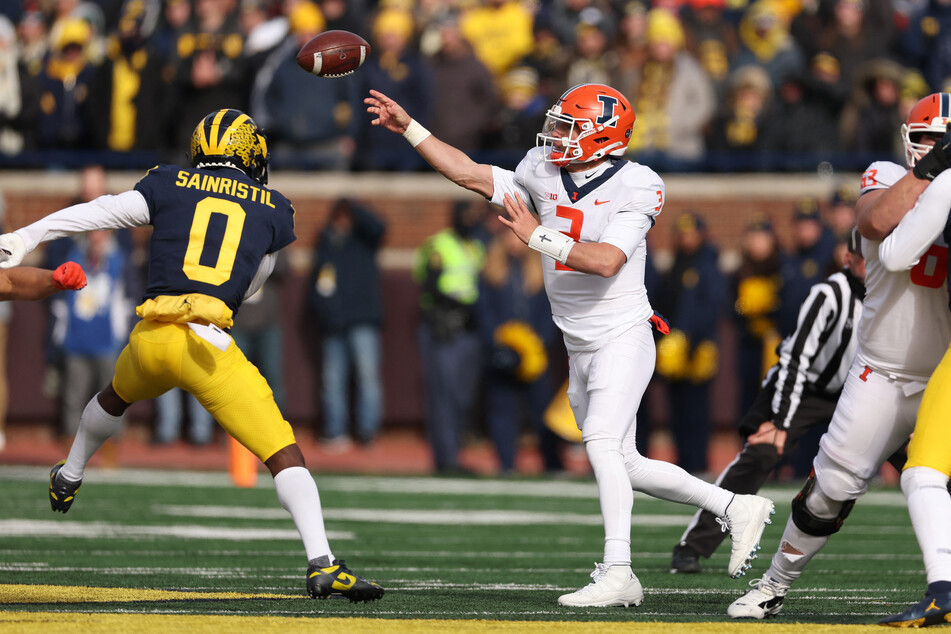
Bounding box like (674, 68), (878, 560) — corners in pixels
(228, 436), (258, 488)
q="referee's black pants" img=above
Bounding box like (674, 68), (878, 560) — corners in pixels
(682, 379), (838, 558)
(681, 376), (914, 558)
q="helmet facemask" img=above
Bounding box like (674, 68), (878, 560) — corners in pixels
(901, 93), (951, 168)
(902, 121), (949, 168)
(536, 85), (633, 166)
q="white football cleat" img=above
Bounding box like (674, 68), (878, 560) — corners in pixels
(558, 563), (644, 607)
(720, 494), (775, 578)
(728, 574), (788, 619)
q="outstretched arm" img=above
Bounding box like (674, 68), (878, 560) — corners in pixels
(365, 90), (495, 199)
(0, 261), (87, 301)
(0, 190), (150, 268)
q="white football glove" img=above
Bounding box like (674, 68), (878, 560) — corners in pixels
(0, 233), (27, 268)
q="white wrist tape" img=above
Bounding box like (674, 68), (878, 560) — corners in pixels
(402, 119), (431, 148)
(528, 226), (574, 264)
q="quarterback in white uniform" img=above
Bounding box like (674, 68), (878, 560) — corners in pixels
(366, 84), (774, 608)
(729, 93), (951, 621)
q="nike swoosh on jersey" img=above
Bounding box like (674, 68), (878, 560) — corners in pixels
(595, 199), (610, 205)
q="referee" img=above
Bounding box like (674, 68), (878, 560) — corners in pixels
(671, 227), (871, 573)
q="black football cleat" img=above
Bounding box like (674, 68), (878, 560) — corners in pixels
(670, 543), (702, 574)
(306, 559), (384, 602)
(881, 591), (951, 628)
(49, 460), (82, 513)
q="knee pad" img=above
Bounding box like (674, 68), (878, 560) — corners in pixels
(812, 447), (873, 499)
(791, 470), (856, 537)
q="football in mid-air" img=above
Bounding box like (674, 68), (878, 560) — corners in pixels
(296, 30), (370, 78)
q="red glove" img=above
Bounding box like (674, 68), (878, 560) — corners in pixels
(52, 261), (87, 291)
(649, 310), (670, 335)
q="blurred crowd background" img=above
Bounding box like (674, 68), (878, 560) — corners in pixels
(0, 0), (917, 477)
(0, 168), (861, 480)
(0, 0), (946, 172)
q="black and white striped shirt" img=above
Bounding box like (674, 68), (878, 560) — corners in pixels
(768, 269), (865, 429)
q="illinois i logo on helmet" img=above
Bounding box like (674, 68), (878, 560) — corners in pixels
(537, 84), (636, 167)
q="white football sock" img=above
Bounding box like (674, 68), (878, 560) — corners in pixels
(273, 466), (334, 564)
(902, 466), (951, 585)
(765, 485), (844, 586)
(585, 438), (632, 566)
(61, 395), (123, 482)
(623, 451), (733, 516)
(765, 514), (830, 586)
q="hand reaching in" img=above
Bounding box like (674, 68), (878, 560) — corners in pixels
(0, 233), (26, 268)
(53, 261), (87, 291)
(913, 122), (951, 180)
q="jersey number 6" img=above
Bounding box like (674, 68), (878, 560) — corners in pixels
(183, 197), (246, 285)
(909, 244), (948, 289)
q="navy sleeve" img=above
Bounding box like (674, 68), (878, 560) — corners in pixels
(268, 191), (296, 253)
(132, 164), (172, 224)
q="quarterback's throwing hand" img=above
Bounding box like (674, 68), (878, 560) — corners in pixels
(0, 233), (26, 268)
(498, 192), (539, 244)
(365, 90), (411, 134)
(53, 261), (87, 291)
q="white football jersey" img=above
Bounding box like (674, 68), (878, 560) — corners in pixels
(491, 149), (664, 352)
(856, 160), (951, 379)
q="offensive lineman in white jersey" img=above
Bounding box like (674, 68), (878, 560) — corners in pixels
(366, 84), (775, 607)
(857, 94), (951, 627)
(729, 93), (951, 620)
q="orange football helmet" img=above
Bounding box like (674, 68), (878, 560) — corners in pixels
(537, 84), (636, 166)
(901, 93), (951, 167)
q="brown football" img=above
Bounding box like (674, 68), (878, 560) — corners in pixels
(296, 30), (370, 78)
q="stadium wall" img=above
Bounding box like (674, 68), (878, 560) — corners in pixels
(0, 170), (861, 434)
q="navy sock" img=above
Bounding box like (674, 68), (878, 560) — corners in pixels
(927, 580), (951, 595)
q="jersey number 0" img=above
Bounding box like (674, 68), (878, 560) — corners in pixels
(183, 197), (246, 285)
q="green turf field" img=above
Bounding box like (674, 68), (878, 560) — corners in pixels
(0, 465), (930, 630)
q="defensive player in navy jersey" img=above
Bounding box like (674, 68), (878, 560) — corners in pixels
(0, 109), (383, 602)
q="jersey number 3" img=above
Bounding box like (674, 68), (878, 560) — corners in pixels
(183, 197), (246, 285)
(555, 205), (583, 271)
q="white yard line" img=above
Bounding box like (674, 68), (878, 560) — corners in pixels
(154, 504), (690, 526)
(0, 465), (908, 505)
(0, 519), (353, 541)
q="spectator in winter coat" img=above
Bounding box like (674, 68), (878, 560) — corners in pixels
(653, 212), (725, 474)
(308, 199), (387, 447)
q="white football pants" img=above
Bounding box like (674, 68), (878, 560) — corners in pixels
(568, 322), (732, 567)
